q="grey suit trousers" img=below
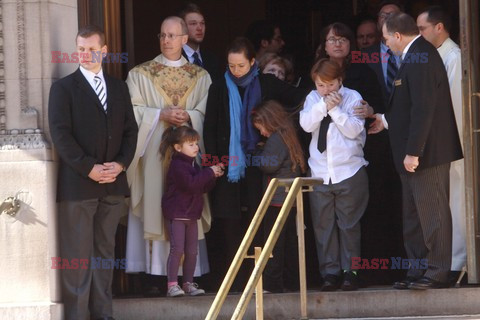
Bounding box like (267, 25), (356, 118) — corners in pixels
(309, 167), (369, 277)
(58, 195), (126, 320)
(400, 163), (452, 282)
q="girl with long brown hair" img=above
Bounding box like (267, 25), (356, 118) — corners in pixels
(251, 99), (306, 293)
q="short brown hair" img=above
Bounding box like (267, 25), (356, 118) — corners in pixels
(178, 2), (203, 20)
(76, 25), (105, 46)
(258, 53), (294, 79)
(227, 37), (256, 61)
(310, 58), (343, 82)
(384, 13), (419, 36)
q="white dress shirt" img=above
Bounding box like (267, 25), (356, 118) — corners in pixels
(183, 44), (202, 64)
(300, 86), (368, 184)
(79, 66), (107, 109)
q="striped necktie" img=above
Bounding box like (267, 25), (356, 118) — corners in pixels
(94, 76), (107, 111)
(386, 49), (398, 95)
(192, 52), (203, 67)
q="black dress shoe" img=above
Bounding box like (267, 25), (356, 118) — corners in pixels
(321, 274), (340, 291)
(408, 277), (448, 290)
(341, 271), (358, 291)
(393, 276), (418, 289)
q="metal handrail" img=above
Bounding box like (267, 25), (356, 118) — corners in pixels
(205, 177), (323, 320)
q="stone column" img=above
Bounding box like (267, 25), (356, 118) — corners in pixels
(0, 0), (77, 319)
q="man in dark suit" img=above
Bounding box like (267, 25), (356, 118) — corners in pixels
(369, 13), (463, 289)
(363, 0), (403, 107)
(48, 25), (138, 320)
(179, 3), (221, 82)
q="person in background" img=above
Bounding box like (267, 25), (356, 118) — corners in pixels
(203, 37), (306, 291)
(252, 100), (307, 293)
(160, 126), (223, 297)
(245, 20), (285, 61)
(48, 25), (138, 320)
(356, 18), (380, 49)
(125, 16), (212, 293)
(300, 58), (369, 291)
(258, 52), (294, 83)
(417, 5), (466, 285)
(363, 0), (403, 107)
(179, 2), (221, 83)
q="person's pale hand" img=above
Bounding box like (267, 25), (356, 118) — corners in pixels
(99, 161), (123, 183)
(404, 155), (419, 173)
(354, 100), (374, 118)
(325, 92), (342, 110)
(210, 165), (224, 177)
(88, 164), (109, 182)
(368, 113), (385, 134)
(161, 107), (187, 126)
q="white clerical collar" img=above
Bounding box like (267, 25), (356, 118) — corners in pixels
(401, 35), (421, 60)
(155, 54), (187, 67)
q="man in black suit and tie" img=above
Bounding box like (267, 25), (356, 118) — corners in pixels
(48, 25), (138, 319)
(179, 3), (221, 82)
(363, 0), (402, 107)
(369, 13), (463, 289)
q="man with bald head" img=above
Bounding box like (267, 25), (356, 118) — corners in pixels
(125, 16), (212, 290)
(369, 12), (462, 289)
(363, 0), (403, 106)
(356, 19), (380, 49)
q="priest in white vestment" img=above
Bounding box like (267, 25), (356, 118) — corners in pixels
(125, 16), (212, 277)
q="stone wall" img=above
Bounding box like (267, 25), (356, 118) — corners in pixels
(0, 0), (78, 319)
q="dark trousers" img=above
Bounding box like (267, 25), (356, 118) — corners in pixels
(58, 195), (126, 320)
(400, 163), (452, 282)
(309, 167), (369, 277)
(262, 206), (299, 292)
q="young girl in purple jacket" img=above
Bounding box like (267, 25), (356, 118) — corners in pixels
(160, 126), (224, 297)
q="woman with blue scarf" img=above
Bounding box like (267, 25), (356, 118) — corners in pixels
(203, 37), (306, 291)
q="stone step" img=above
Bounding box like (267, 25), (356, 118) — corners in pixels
(112, 286), (480, 320)
(322, 316), (480, 320)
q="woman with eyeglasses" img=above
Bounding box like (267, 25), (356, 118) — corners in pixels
(203, 37), (306, 292)
(315, 22), (402, 287)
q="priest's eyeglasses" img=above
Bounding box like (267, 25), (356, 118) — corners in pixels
(157, 33), (185, 41)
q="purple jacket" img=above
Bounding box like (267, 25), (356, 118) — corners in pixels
(162, 152), (216, 220)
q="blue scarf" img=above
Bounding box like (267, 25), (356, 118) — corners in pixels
(225, 62), (261, 182)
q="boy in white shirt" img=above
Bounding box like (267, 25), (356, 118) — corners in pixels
(300, 58), (369, 291)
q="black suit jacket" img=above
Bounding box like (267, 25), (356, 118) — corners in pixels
(48, 68), (138, 202)
(385, 37), (463, 174)
(182, 47), (222, 83)
(363, 43), (390, 108)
